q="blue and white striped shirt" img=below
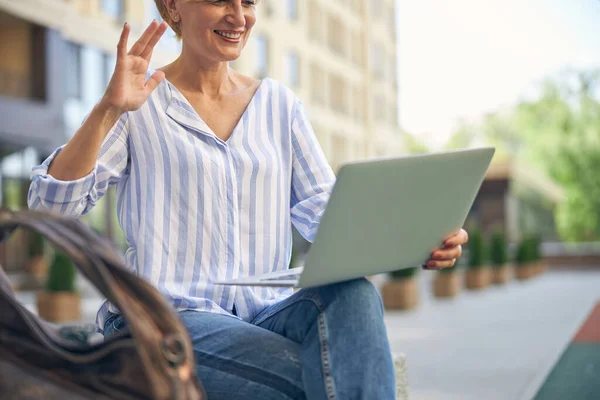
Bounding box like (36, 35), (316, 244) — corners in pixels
(28, 77), (335, 332)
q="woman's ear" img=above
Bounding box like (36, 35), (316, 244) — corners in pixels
(163, 0), (179, 20)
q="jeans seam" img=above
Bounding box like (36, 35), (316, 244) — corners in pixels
(318, 312), (336, 400)
(251, 292), (337, 399)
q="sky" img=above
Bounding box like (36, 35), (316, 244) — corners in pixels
(396, 0), (600, 149)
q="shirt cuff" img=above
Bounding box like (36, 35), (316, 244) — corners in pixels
(30, 146), (98, 204)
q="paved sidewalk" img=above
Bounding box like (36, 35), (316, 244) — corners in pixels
(385, 269), (600, 400)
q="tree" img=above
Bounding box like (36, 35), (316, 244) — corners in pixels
(403, 130), (430, 154)
(444, 69), (600, 241)
(513, 70), (600, 241)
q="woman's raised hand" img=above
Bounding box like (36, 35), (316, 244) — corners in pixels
(101, 21), (168, 114)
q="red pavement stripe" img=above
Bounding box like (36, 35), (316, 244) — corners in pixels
(573, 302), (600, 343)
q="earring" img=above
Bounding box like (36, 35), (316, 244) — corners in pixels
(173, 15), (179, 22)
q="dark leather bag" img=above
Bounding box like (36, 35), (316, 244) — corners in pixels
(0, 209), (206, 400)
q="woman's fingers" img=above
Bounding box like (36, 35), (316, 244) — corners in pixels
(423, 259), (456, 270)
(140, 21), (168, 60)
(444, 229), (469, 247)
(128, 20), (160, 56)
(116, 23), (131, 61)
(432, 245), (462, 261)
(144, 70), (166, 94)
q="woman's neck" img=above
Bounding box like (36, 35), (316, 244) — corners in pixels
(163, 52), (240, 97)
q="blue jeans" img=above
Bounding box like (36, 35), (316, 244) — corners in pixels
(104, 278), (395, 399)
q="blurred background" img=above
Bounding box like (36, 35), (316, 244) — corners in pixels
(0, 1), (599, 399)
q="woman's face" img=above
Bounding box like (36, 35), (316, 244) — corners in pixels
(176, 0), (258, 63)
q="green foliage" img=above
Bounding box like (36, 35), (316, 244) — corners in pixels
(28, 232), (46, 257)
(390, 267), (419, 280)
(489, 231), (508, 267)
(45, 252), (77, 293)
(446, 69), (600, 242)
(514, 234), (541, 265)
(529, 234), (542, 261)
(467, 229), (486, 269)
(403, 131), (430, 154)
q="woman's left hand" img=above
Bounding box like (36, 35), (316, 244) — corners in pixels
(422, 229), (469, 270)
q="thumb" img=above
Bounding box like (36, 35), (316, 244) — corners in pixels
(144, 70), (165, 95)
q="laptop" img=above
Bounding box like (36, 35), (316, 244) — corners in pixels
(215, 147), (495, 288)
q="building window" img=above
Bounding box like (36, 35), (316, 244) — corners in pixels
(310, 63), (325, 105)
(329, 75), (347, 114)
(370, 43), (384, 80)
(373, 95), (386, 121)
(102, 0), (125, 20)
(371, 0), (382, 18)
(307, 0), (323, 43)
(285, 0), (298, 20)
(103, 53), (116, 87)
(66, 42), (82, 99)
(254, 35), (269, 78)
(285, 52), (300, 87)
(327, 15), (346, 57)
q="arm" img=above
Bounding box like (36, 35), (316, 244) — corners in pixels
(28, 112), (129, 217)
(290, 100), (336, 243)
(28, 21), (168, 217)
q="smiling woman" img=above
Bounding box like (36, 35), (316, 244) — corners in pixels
(26, 0), (400, 398)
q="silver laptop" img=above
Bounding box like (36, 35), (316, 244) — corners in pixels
(215, 147), (495, 288)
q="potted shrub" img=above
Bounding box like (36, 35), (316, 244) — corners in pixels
(464, 229), (490, 289)
(433, 263), (460, 298)
(514, 236), (535, 280)
(36, 251), (81, 322)
(530, 234), (545, 276)
(382, 267), (419, 310)
(27, 231), (50, 282)
(490, 230), (511, 284)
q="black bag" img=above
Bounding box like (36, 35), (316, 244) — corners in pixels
(0, 209), (206, 399)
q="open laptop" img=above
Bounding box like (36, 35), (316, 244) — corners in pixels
(215, 147), (495, 289)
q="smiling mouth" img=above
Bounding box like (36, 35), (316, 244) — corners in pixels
(214, 30), (243, 40)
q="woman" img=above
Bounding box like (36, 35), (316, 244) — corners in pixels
(28, 1), (468, 398)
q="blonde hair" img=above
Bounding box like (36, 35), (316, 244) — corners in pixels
(154, 0), (182, 39)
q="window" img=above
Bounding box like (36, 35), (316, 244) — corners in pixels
(327, 15), (346, 57)
(102, 0), (124, 20)
(371, 0), (382, 18)
(310, 63), (325, 104)
(370, 43), (384, 80)
(329, 75), (347, 114)
(66, 42), (82, 99)
(373, 95), (386, 121)
(285, 52), (300, 87)
(307, 0), (322, 43)
(254, 35), (269, 78)
(350, 30), (364, 67)
(285, 0), (298, 20)
(103, 53), (116, 87)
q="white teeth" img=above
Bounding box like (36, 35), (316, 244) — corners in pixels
(216, 31), (242, 39)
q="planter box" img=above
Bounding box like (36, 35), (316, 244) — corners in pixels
(382, 279), (418, 310)
(492, 264), (511, 284)
(515, 263), (536, 280)
(36, 291), (81, 323)
(27, 255), (49, 282)
(433, 272), (459, 298)
(465, 268), (490, 290)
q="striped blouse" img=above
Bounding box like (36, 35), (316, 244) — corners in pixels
(28, 76), (335, 332)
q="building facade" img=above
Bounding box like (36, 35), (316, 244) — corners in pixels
(0, 0), (402, 268)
